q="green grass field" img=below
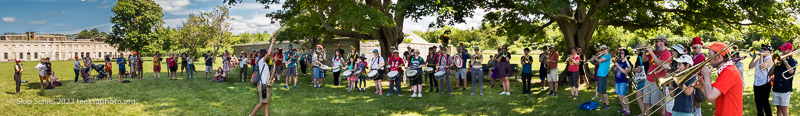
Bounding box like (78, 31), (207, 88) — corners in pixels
(1, 56), (798, 115)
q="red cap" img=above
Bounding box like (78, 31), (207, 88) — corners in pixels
(316, 45), (324, 49)
(780, 43), (793, 51)
(706, 42), (729, 57)
(16, 59), (21, 62)
(691, 37), (703, 46)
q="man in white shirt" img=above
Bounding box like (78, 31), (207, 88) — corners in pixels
(35, 58), (49, 90)
(251, 36), (276, 116)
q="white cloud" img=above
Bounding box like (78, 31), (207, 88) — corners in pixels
(2, 17), (17, 22)
(29, 20), (47, 24)
(402, 9), (488, 32)
(228, 13), (281, 34)
(154, 0), (192, 13)
(163, 18), (186, 28)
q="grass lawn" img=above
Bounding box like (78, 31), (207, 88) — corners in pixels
(2, 56), (799, 115)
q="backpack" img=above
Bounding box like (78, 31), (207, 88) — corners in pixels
(579, 101), (600, 110)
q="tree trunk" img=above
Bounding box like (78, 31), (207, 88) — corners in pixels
(376, 26), (403, 61)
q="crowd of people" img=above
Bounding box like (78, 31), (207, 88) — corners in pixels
(11, 33), (797, 116)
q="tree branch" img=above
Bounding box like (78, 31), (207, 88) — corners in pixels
(531, 20), (555, 34)
(599, 21), (661, 29)
(320, 17), (374, 39)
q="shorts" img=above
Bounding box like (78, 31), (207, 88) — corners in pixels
(597, 76), (607, 94)
(773, 91), (792, 106)
(257, 84), (271, 103)
(206, 66), (213, 73)
(410, 76), (423, 85)
(615, 82), (628, 95)
(275, 66), (283, 74)
(373, 69), (385, 80)
(455, 68), (467, 79)
(153, 66), (161, 72)
(313, 68), (323, 79)
(119, 68), (126, 74)
(568, 71), (578, 87)
(39, 75), (48, 80)
(286, 67), (297, 76)
(170, 66), (178, 72)
(643, 80), (665, 105)
(547, 69), (559, 82)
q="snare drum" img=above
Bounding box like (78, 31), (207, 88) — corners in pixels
(319, 65), (331, 70)
(331, 66), (341, 72)
(387, 71), (400, 80)
(367, 70), (379, 78)
(341, 70), (352, 77)
(434, 71), (445, 79)
(406, 70), (418, 79)
(424, 67), (434, 73)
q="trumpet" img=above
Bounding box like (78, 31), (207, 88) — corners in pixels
(626, 40), (742, 104)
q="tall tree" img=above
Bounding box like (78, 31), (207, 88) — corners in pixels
(480, 0), (800, 53)
(172, 6), (233, 57)
(107, 0), (164, 53)
(224, 0), (480, 57)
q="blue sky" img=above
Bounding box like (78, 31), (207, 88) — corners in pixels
(0, 0), (486, 35)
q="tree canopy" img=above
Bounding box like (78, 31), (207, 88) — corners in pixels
(107, 0), (164, 53)
(479, 0), (800, 53)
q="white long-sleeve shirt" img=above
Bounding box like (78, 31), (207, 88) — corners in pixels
(36, 63), (46, 76)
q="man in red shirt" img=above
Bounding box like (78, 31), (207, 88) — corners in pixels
(641, 35), (672, 115)
(703, 42), (743, 116)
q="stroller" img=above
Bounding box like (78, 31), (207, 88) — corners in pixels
(82, 64), (109, 83)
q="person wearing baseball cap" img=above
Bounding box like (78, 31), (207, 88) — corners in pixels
(641, 35), (672, 115)
(591, 44), (612, 109)
(702, 42), (743, 116)
(670, 55), (699, 116)
(370, 48), (386, 94)
(386, 50), (405, 96)
(14, 59), (24, 94)
(250, 36), (278, 116)
(771, 43), (796, 116)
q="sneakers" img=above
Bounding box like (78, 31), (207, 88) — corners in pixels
(591, 96), (598, 100)
(386, 93), (392, 96)
(284, 85), (288, 89)
(398, 94), (402, 97)
(411, 93), (418, 97)
(500, 91), (511, 95)
(293, 86), (297, 89)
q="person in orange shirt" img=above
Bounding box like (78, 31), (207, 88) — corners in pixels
(702, 42), (743, 116)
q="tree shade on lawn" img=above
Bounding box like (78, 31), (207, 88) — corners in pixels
(1, 57), (798, 115)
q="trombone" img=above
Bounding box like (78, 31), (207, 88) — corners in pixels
(626, 40), (742, 105)
(774, 49), (800, 79)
